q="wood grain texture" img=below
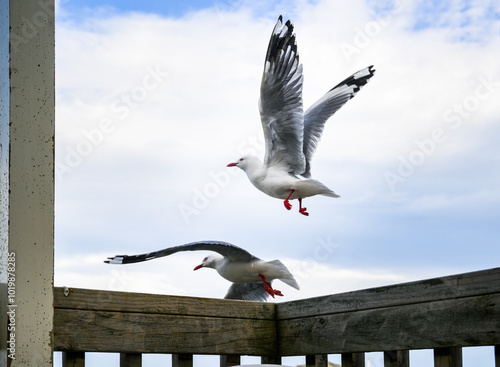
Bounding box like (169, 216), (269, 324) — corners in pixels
(54, 308), (276, 355)
(53, 268), (500, 358)
(278, 293), (500, 355)
(277, 268), (500, 320)
(54, 287), (274, 319)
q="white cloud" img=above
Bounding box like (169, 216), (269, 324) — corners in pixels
(55, 0), (500, 307)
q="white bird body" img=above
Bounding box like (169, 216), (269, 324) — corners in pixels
(105, 241), (299, 301)
(206, 254), (299, 290)
(238, 155), (339, 200)
(227, 16), (375, 215)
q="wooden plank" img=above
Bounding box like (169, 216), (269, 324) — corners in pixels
(495, 345), (499, 367)
(62, 351), (85, 367)
(120, 352), (142, 367)
(54, 287), (274, 320)
(279, 293), (500, 355)
(342, 352), (365, 367)
(53, 308), (276, 355)
(434, 347), (462, 367)
(172, 354), (193, 367)
(278, 268), (500, 320)
(384, 350), (409, 367)
(220, 354), (240, 367)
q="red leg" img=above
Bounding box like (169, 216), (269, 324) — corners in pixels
(259, 274), (283, 298)
(298, 198), (309, 216)
(284, 189), (294, 210)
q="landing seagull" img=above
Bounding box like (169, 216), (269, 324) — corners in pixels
(105, 241), (299, 301)
(227, 16), (375, 216)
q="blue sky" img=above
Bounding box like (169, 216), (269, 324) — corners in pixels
(53, 0), (500, 366)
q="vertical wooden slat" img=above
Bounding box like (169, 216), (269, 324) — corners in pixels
(342, 352), (365, 367)
(434, 347), (462, 367)
(306, 355), (315, 366)
(495, 345), (499, 367)
(306, 354), (328, 367)
(262, 355), (281, 364)
(172, 354), (193, 367)
(120, 352), (142, 367)
(384, 350), (409, 367)
(62, 351), (85, 367)
(220, 354), (240, 367)
(3, 1), (55, 366)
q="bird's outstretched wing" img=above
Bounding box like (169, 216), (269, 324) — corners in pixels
(105, 241), (259, 264)
(302, 65), (375, 177)
(224, 283), (270, 302)
(259, 15), (305, 175)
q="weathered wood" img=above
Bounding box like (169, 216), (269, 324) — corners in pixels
(306, 354), (328, 367)
(495, 345), (499, 367)
(54, 308), (276, 355)
(172, 354), (193, 367)
(120, 352), (142, 367)
(220, 354), (240, 367)
(54, 287), (274, 319)
(62, 351), (85, 367)
(342, 352), (365, 367)
(278, 293), (500, 355)
(434, 347), (462, 367)
(278, 268), (500, 320)
(52, 268), (500, 358)
(384, 350), (409, 367)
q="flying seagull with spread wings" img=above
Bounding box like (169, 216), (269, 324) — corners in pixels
(227, 16), (375, 216)
(105, 241), (299, 301)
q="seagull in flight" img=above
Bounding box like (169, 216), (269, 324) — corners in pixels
(227, 16), (375, 216)
(105, 241), (299, 302)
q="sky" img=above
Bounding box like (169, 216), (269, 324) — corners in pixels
(52, 0), (500, 366)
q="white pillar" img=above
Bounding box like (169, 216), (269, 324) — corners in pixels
(0, 1), (55, 366)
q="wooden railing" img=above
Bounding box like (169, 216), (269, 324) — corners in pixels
(53, 267), (500, 367)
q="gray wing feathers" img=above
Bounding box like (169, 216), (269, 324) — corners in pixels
(259, 16), (305, 175)
(302, 65), (376, 177)
(104, 241), (259, 264)
(224, 283), (270, 302)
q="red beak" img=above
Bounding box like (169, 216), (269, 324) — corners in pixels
(193, 264), (203, 271)
(227, 162), (237, 167)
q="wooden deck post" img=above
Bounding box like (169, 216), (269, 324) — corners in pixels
(172, 353), (194, 367)
(434, 347), (462, 367)
(120, 352), (142, 367)
(342, 352), (365, 367)
(0, 0), (55, 366)
(220, 354), (241, 367)
(306, 354), (328, 367)
(384, 350), (409, 367)
(62, 351), (85, 367)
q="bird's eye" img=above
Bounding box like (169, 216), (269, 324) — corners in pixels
(203, 257), (208, 261)
(239, 158), (244, 161)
